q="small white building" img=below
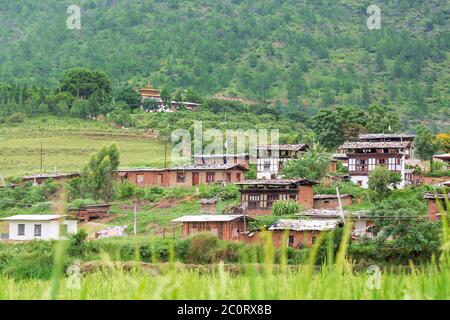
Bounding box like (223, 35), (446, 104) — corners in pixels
(0, 215), (77, 241)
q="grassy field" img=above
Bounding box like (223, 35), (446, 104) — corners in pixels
(0, 266), (448, 300)
(0, 117), (166, 177)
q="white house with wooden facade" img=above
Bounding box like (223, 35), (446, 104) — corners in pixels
(254, 144), (309, 179)
(340, 133), (415, 189)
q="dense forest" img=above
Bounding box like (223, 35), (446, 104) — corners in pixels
(0, 0), (449, 129)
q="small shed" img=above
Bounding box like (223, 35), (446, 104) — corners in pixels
(0, 215), (77, 241)
(199, 198), (217, 214)
(264, 219), (340, 248)
(313, 194), (353, 209)
(172, 215), (253, 241)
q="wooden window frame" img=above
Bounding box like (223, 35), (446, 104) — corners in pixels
(18, 224), (25, 236)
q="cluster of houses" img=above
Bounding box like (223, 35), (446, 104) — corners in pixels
(0, 133), (448, 248)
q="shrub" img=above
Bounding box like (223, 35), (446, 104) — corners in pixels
(116, 181), (137, 199)
(68, 229), (88, 257)
(272, 200), (301, 215)
(186, 232), (219, 264)
(6, 112), (26, 124)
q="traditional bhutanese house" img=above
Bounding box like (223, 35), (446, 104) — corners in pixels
(264, 219), (340, 248)
(200, 198), (217, 214)
(0, 215), (77, 241)
(168, 164), (248, 186)
(423, 192), (449, 221)
(358, 133), (415, 159)
(21, 173), (80, 186)
(117, 168), (170, 187)
(313, 194), (353, 210)
(301, 209), (373, 238)
(433, 153), (450, 171)
(339, 140), (411, 189)
(67, 204), (111, 222)
(254, 144), (309, 179)
(172, 215), (253, 241)
(193, 154), (250, 169)
(236, 179), (317, 216)
(117, 164), (247, 187)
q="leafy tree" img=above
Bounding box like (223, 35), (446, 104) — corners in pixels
(415, 125), (439, 169)
(369, 197), (440, 261)
(83, 144), (120, 201)
(281, 143), (331, 181)
(117, 87), (141, 113)
(160, 87), (172, 107)
(59, 68), (111, 102)
(368, 166), (401, 198)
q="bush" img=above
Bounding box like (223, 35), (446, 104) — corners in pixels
(6, 112), (26, 124)
(272, 200), (301, 215)
(186, 232), (219, 264)
(116, 181), (137, 199)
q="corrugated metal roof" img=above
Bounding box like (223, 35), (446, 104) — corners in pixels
(170, 164), (248, 171)
(423, 192), (450, 200)
(254, 144), (309, 151)
(268, 219), (339, 231)
(433, 153), (450, 160)
(236, 178), (317, 186)
(0, 214), (67, 221)
(358, 133), (415, 140)
(172, 215), (251, 222)
(340, 141), (410, 149)
(313, 194), (352, 200)
(22, 173), (79, 179)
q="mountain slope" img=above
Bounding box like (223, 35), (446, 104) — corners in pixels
(0, 0), (449, 123)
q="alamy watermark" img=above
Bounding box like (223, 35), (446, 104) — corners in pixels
(170, 121), (279, 165)
(367, 5), (381, 30)
(67, 5), (81, 30)
(66, 260), (81, 290)
(366, 265), (381, 290)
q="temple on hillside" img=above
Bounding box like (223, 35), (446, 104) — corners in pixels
(138, 83), (200, 112)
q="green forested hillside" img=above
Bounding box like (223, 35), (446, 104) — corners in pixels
(0, 0), (449, 125)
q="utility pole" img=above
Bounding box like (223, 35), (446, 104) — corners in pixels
(336, 186), (345, 224)
(133, 202), (137, 237)
(164, 141), (167, 168)
(40, 140), (43, 173)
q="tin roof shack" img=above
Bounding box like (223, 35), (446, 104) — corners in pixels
(313, 194), (353, 210)
(172, 215), (253, 241)
(0, 215), (77, 241)
(340, 141), (411, 189)
(264, 219), (340, 248)
(433, 153), (450, 170)
(301, 209), (373, 238)
(255, 144), (309, 179)
(193, 154), (250, 169)
(236, 179), (317, 216)
(423, 192), (449, 221)
(68, 204), (111, 222)
(200, 198), (217, 214)
(21, 173), (79, 186)
(118, 164), (247, 187)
